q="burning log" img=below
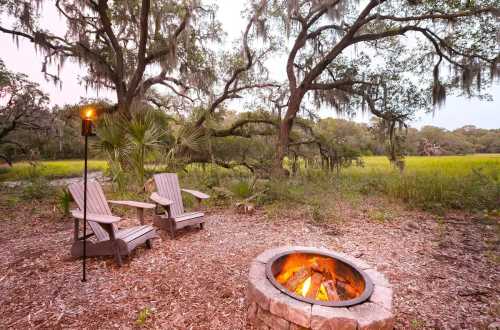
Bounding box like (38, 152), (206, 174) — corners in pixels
(273, 252), (368, 303)
(336, 280), (357, 299)
(311, 261), (323, 273)
(323, 280), (340, 301)
(306, 272), (323, 299)
(285, 267), (310, 292)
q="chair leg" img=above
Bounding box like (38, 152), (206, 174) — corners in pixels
(200, 222), (204, 229)
(106, 224), (123, 266)
(169, 219), (176, 239)
(112, 241), (123, 266)
(146, 239), (152, 249)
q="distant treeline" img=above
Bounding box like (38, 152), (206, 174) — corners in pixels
(1, 101), (498, 165)
(401, 124), (500, 156)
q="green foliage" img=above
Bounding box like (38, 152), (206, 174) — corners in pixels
(230, 179), (254, 199)
(3, 154), (499, 215)
(0, 60), (51, 165)
(256, 180), (298, 205)
(103, 159), (129, 193)
(0, 160), (107, 181)
(307, 200), (326, 224)
(314, 118), (367, 172)
(343, 155), (500, 212)
(94, 109), (166, 192)
(135, 307), (152, 327)
(126, 110), (165, 188)
(197, 154), (499, 214)
(4, 195), (20, 208)
(210, 186), (234, 206)
(368, 209), (394, 223)
(164, 123), (206, 171)
(410, 318), (425, 329)
(21, 164), (54, 200)
(57, 189), (72, 216)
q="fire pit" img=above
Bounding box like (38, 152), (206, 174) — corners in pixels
(266, 250), (373, 307)
(247, 247), (394, 329)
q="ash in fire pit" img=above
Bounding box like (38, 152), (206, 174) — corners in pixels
(267, 251), (373, 307)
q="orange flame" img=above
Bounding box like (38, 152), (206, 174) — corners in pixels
(274, 253), (364, 302)
(80, 106), (97, 120)
(300, 276), (311, 296)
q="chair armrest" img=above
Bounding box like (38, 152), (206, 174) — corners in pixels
(71, 210), (121, 224)
(108, 200), (155, 209)
(181, 188), (210, 199)
(150, 192), (174, 206)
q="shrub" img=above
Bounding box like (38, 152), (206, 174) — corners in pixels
(57, 188), (72, 216)
(307, 201), (326, 223)
(230, 179), (254, 199)
(22, 164), (54, 200)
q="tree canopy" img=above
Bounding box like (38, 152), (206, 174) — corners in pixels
(0, 0), (223, 115)
(248, 0), (499, 172)
(0, 60), (50, 164)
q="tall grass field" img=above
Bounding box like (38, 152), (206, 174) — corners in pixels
(0, 160), (107, 181)
(340, 154), (499, 211)
(1, 155), (498, 212)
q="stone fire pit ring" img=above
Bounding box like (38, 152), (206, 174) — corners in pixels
(247, 246), (395, 330)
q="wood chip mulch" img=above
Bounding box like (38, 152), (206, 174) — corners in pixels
(0, 194), (498, 329)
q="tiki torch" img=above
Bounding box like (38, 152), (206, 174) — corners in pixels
(80, 107), (96, 282)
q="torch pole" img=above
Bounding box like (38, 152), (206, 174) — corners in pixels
(82, 132), (88, 282)
(80, 108), (96, 282)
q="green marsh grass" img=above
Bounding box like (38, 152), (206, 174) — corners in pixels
(340, 154), (500, 211)
(1, 155), (498, 212)
(0, 160), (107, 181)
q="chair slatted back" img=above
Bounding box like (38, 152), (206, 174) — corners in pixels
(68, 181), (114, 241)
(153, 173), (184, 217)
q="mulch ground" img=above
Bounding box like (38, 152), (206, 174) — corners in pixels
(0, 190), (498, 329)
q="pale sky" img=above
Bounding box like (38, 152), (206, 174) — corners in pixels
(1, 0), (498, 130)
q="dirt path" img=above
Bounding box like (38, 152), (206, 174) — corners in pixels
(0, 194), (498, 329)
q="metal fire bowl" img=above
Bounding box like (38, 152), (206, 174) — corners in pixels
(265, 248), (374, 307)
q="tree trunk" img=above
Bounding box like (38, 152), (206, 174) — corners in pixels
(116, 88), (132, 118)
(273, 120), (291, 176)
(272, 90), (304, 177)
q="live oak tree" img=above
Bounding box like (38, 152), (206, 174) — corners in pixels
(251, 0), (499, 174)
(0, 60), (50, 165)
(0, 0), (221, 116)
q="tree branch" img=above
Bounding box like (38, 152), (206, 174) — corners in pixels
(145, 9), (190, 63)
(126, 0), (151, 101)
(96, 0), (125, 81)
(372, 7), (498, 23)
(211, 118), (279, 137)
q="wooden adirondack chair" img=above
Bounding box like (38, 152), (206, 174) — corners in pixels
(68, 181), (157, 266)
(150, 173), (209, 238)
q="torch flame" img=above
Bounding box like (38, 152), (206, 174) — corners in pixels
(80, 106), (96, 120)
(85, 108), (94, 119)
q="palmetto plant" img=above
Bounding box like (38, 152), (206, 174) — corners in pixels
(94, 114), (130, 191)
(127, 111), (165, 188)
(164, 123), (206, 170)
(94, 108), (209, 191)
(94, 114), (130, 162)
(94, 110), (165, 191)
